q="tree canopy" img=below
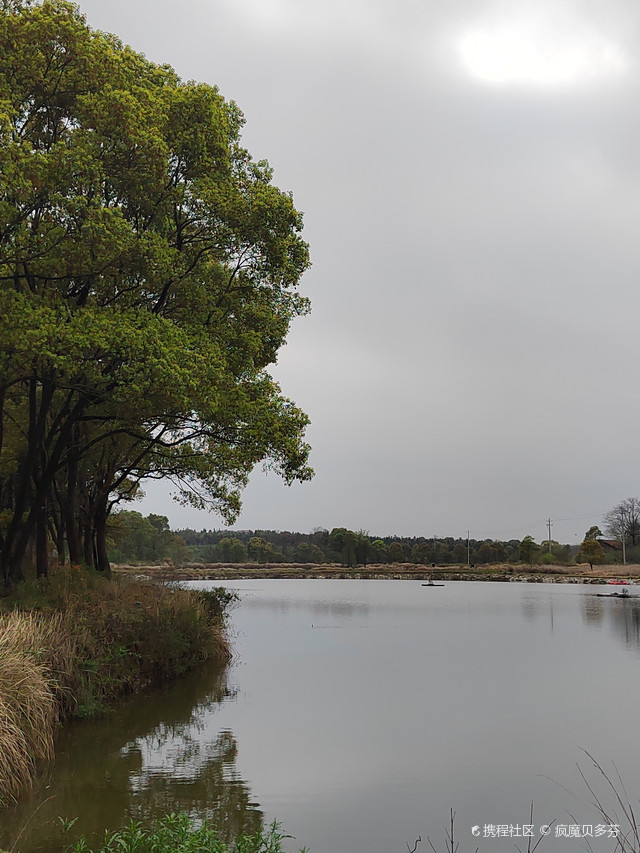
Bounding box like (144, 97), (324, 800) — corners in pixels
(603, 498), (640, 546)
(0, 0), (312, 584)
(576, 538), (606, 570)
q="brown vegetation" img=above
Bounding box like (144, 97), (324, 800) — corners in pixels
(0, 567), (232, 806)
(114, 562), (640, 583)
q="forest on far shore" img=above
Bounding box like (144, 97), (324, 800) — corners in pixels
(105, 511), (632, 568)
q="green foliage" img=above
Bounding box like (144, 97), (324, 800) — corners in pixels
(63, 814), (305, 853)
(354, 531), (371, 566)
(107, 511), (189, 564)
(519, 535), (539, 564)
(386, 541), (407, 563)
(0, 0), (312, 583)
(328, 528), (356, 566)
(476, 542), (492, 563)
(576, 539), (606, 569)
(584, 526), (603, 541)
(217, 537), (248, 563)
(370, 539), (387, 562)
(178, 527), (579, 568)
(451, 543), (467, 563)
(293, 542), (324, 563)
(247, 536), (281, 564)
(194, 587), (239, 623)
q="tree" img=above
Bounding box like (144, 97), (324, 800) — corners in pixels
(519, 535), (539, 564)
(584, 526), (603, 541)
(603, 499), (640, 546)
(576, 539), (606, 570)
(411, 542), (432, 565)
(328, 528), (356, 567)
(354, 531), (371, 567)
(370, 539), (387, 563)
(247, 537), (272, 564)
(107, 510), (187, 563)
(387, 542), (406, 563)
(0, 1), (312, 585)
(452, 543), (467, 564)
(217, 537), (247, 563)
(294, 542), (324, 563)
(477, 542), (495, 564)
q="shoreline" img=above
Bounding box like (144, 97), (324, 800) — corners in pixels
(113, 562), (640, 585)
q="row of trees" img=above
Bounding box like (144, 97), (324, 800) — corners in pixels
(109, 518), (582, 566)
(108, 506), (640, 567)
(0, 2), (312, 586)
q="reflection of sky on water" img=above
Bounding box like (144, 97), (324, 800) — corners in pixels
(580, 590), (640, 652)
(6, 580), (640, 853)
(236, 594), (369, 619)
(200, 580), (640, 853)
(521, 582), (640, 650)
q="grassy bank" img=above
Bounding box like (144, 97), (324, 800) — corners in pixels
(0, 567), (233, 807)
(113, 561), (639, 583)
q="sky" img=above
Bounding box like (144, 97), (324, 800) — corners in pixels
(74, 0), (640, 545)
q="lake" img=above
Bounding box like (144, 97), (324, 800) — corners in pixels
(2, 580), (640, 852)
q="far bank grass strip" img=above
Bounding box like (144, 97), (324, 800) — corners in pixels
(0, 568), (233, 806)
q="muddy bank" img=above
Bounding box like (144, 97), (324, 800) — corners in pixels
(113, 562), (640, 584)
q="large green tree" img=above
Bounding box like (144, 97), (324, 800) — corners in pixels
(0, 0), (312, 584)
(519, 535), (539, 565)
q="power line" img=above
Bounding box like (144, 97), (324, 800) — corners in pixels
(473, 509), (609, 540)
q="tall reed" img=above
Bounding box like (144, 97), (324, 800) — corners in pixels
(0, 613), (59, 805)
(0, 568), (233, 805)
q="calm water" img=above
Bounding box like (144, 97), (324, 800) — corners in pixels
(2, 580), (640, 852)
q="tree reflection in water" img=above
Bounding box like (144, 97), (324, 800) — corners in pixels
(0, 661), (263, 853)
(581, 593), (640, 651)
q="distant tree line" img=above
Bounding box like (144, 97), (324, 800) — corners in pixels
(106, 517), (582, 567)
(108, 497), (640, 567)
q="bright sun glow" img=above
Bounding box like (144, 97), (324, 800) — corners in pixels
(458, 26), (627, 87)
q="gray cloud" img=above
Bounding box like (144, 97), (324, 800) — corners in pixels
(76, 0), (640, 543)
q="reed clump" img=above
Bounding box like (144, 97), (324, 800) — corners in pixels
(0, 567), (234, 805)
(0, 612), (58, 805)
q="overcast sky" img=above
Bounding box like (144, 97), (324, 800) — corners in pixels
(75, 0), (640, 545)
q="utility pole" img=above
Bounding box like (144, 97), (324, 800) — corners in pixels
(546, 518), (553, 552)
(467, 529), (470, 566)
(620, 507), (627, 566)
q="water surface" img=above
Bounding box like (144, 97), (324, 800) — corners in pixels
(3, 580), (640, 852)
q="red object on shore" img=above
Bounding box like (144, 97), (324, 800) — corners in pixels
(608, 580), (628, 585)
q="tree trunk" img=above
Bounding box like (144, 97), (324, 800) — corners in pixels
(65, 448), (82, 565)
(35, 495), (49, 579)
(82, 518), (93, 568)
(93, 494), (110, 574)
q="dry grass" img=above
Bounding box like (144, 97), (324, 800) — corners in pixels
(0, 568), (233, 805)
(0, 613), (59, 805)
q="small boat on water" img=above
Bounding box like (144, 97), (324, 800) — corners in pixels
(608, 580), (629, 585)
(422, 582), (444, 587)
(596, 588), (635, 598)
